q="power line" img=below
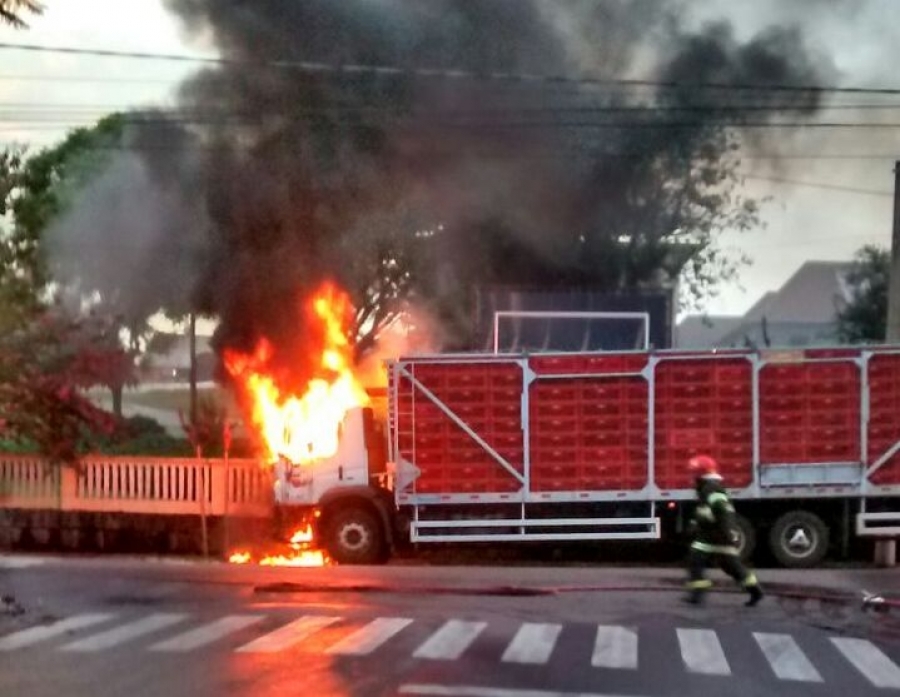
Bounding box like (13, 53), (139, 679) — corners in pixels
(6, 101), (900, 118)
(4, 113), (900, 130)
(3, 41), (900, 96)
(745, 176), (893, 197)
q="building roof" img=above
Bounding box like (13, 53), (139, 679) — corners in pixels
(675, 315), (743, 348)
(742, 261), (852, 324)
(679, 261), (854, 349)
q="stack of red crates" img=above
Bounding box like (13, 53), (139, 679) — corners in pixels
(654, 357), (753, 491)
(758, 360), (860, 466)
(867, 352), (900, 484)
(395, 362), (523, 494)
(528, 354), (649, 492)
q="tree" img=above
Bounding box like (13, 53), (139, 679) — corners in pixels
(0, 309), (118, 463)
(0, 0), (42, 28)
(837, 244), (889, 344)
(0, 148), (42, 333)
(4, 116), (159, 415)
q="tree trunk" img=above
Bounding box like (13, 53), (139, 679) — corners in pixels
(111, 383), (123, 418)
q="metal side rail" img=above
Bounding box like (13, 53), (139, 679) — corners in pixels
(856, 512), (900, 537)
(410, 517), (661, 543)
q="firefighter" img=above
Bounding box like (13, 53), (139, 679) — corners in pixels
(684, 454), (763, 607)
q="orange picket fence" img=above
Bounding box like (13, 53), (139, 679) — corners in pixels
(0, 455), (272, 517)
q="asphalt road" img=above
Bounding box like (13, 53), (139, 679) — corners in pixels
(1, 555), (899, 697)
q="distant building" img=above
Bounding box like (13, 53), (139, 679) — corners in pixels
(140, 333), (216, 382)
(677, 261), (853, 349)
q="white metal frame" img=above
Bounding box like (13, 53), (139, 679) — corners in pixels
(492, 311), (650, 354)
(387, 346), (900, 544)
(411, 516), (660, 543)
(856, 512), (900, 537)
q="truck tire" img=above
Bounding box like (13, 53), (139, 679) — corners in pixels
(325, 507), (385, 565)
(734, 514), (757, 561)
(769, 511), (829, 568)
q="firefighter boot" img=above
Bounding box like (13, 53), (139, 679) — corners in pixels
(683, 588), (705, 606)
(744, 575), (763, 607)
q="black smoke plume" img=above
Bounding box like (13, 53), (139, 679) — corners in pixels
(128, 0), (836, 385)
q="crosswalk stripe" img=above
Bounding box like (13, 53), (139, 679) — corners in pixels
(61, 613), (187, 652)
(400, 684), (649, 697)
(501, 623), (562, 665)
(413, 620), (487, 660)
(592, 625), (638, 669)
(676, 628), (731, 676)
(831, 637), (900, 689)
(235, 615), (341, 653)
(753, 633), (822, 682)
(326, 617), (414, 656)
(0, 613), (115, 651)
(149, 615), (264, 652)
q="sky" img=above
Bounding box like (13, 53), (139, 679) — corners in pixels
(0, 0), (898, 321)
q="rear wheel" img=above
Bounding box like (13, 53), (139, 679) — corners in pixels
(733, 514), (757, 561)
(325, 507), (385, 565)
(769, 510), (829, 568)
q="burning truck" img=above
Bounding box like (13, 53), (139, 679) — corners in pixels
(226, 282), (900, 567)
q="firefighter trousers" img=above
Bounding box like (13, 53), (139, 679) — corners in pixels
(687, 546), (759, 591)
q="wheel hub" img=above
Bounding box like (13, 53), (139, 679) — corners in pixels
(339, 522), (370, 552)
(785, 526), (815, 555)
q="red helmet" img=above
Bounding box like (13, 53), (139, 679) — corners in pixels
(688, 454), (720, 478)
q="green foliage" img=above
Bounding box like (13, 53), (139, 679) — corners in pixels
(0, 0), (42, 28)
(0, 116), (126, 334)
(92, 415), (193, 457)
(0, 310), (118, 463)
(837, 245), (889, 344)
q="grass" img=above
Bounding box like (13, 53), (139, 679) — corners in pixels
(125, 386), (242, 418)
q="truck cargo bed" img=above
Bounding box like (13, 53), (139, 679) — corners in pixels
(388, 347), (900, 506)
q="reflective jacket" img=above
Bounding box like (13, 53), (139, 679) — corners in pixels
(689, 477), (739, 554)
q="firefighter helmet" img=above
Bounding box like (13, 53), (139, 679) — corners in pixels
(688, 454), (720, 478)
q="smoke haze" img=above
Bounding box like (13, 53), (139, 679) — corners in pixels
(46, 0), (847, 385)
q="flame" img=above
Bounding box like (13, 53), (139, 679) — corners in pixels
(224, 281), (369, 465)
(259, 550), (327, 567)
(227, 525), (327, 567)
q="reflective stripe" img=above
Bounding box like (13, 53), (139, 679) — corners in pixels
(690, 541), (738, 555)
(743, 573), (759, 588)
(686, 580), (713, 590)
(707, 492), (729, 505)
(695, 506), (715, 522)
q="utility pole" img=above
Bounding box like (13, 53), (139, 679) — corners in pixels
(886, 161), (900, 342)
(189, 312), (198, 427)
(876, 161), (900, 568)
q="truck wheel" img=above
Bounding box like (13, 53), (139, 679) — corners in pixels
(733, 514), (757, 561)
(325, 508), (384, 565)
(769, 511), (829, 568)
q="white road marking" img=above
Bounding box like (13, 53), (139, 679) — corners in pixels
(149, 615), (263, 652)
(325, 617), (413, 656)
(501, 623), (562, 665)
(676, 628), (731, 676)
(753, 632), (822, 682)
(832, 637), (900, 689)
(413, 620), (487, 660)
(0, 556), (46, 569)
(0, 613), (115, 650)
(235, 615), (340, 653)
(400, 684), (645, 697)
(592, 625), (638, 669)
(61, 613), (187, 652)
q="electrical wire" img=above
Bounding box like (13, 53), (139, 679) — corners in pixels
(745, 176), (894, 197)
(3, 41), (900, 96)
